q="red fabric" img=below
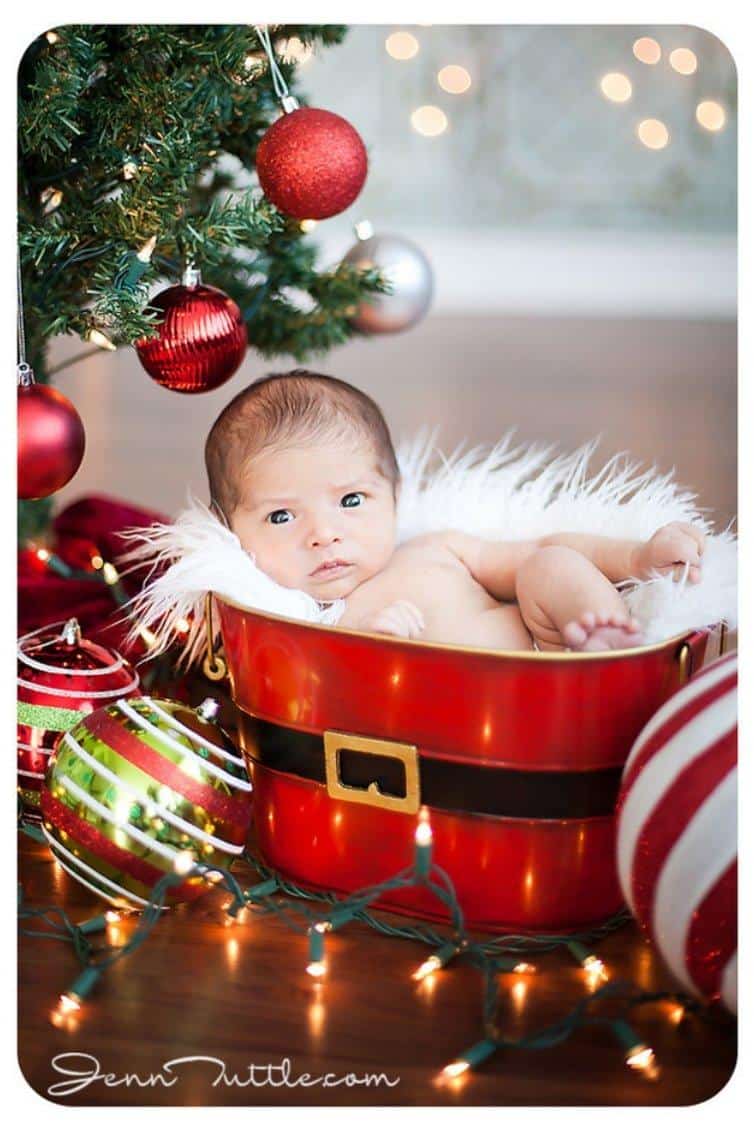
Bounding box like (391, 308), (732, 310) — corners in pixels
(18, 494), (171, 656)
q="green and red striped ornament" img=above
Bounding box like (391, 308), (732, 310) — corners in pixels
(17, 618), (139, 819)
(40, 696), (253, 909)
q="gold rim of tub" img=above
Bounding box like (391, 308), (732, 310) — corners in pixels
(209, 591), (708, 663)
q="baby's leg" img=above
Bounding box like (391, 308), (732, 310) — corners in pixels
(515, 546), (643, 652)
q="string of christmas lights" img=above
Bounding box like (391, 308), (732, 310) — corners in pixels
(18, 806), (705, 1085)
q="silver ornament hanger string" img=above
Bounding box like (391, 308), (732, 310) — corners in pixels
(17, 255), (33, 387)
(254, 25), (299, 113)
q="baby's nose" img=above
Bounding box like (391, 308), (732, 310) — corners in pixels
(307, 522), (342, 548)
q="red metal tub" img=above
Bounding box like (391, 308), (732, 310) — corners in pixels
(213, 594), (708, 932)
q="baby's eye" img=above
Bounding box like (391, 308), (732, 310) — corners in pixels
(267, 509), (294, 525)
(340, 492), (365, 509)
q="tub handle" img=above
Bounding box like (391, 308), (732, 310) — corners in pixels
(677, 626), (716, 686)
(202, 593), (228, 682)
(323, 729), (420, 815)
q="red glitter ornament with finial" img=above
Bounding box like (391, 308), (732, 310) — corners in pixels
(135, 268), (248, 394)
(17, 618), (140, 819)
(256, 105), (368, 220)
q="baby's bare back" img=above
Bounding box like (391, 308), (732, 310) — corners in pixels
(337, 533), (534, 650)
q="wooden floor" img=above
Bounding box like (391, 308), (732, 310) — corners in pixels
(18, 834), (736, 1107)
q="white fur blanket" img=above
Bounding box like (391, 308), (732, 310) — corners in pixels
(120, 432), (737, 665)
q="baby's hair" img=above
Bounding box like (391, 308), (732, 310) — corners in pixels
(205, 369), (401, 522)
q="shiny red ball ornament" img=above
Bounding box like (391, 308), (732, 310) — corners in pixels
(256, 106), (368, 220)
(17, 367), (85, 500)
(135, 271), (248, 393)
(17, 617), (140, 820)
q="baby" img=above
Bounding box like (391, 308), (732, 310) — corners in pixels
(205, 371), (705, 653)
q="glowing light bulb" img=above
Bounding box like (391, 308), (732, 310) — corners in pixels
(413, 955), (442, 981)
(513, 962), (536, 974)
(58, 994), (81, 1014)
(354, 219), (374, 241)
(582, 954), (608, 982)
(281, 36), (313, 65)
(437, 64), (472, 94)
(137, 235), (157, 262)
(626, 1044), (660, 1081)
(415, 806), (432, 847)
(442, 1059), (469, 1079)
(173, 850), (195, 875)
(600, 72), (632, 102)
(633, 37), (661, 64)
(138, 626), (159, 649)
(104, 910), (121, 924)
(102, 562), (120, 585)
(88, 328), (117, 351)
(385, 31), (419, 60)
(669, 47), (697, 75)
(306, 960), (327, 979)
(46, 31), (60, 44)
(411, 105), (448, 137)
(122, 161), (138, 180)
(36, 548), (51, 563)
(40, 187), (63, 213)
(299, 219), (317, 233)
(175, 617), (190, 634)
(696, 100), (726, 131)
(637, 119), (670, 149)
(91, 553), (104, 570)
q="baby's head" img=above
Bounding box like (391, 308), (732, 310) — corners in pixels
(205, 370), (400, 600)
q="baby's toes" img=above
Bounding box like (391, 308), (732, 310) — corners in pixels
(563, 620), (588, 647)
(580, 611), (596, 630)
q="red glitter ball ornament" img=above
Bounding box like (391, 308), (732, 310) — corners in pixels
(135, 271), (248, 393)
(17, 367), (85, 500)
(17, 617), (140, 820)
(256, 106), (368, 220)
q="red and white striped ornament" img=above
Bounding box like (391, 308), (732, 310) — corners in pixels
(616, 650), (737, 1011)
(17, 618), (139, 819)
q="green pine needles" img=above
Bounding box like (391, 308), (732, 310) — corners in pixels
(18, 24), (384, 538)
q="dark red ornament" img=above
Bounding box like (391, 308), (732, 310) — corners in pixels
(135, 271), (248, 393)
(17, 367), (85, 500)
(256, 106), (368, 220)
(17, 617), (140, 819)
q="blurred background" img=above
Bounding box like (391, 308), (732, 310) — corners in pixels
(50, 24), (737, 529)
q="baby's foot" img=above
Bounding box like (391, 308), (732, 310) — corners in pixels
(562, 611), (644, 652)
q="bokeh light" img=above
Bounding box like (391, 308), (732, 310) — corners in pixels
(438, 64), (472, 94)
(386, 32), (419, 60)
(633, 36), (662, 64)
(411, 105), (448, 137)
(696, 100), (726, 131)
(600, 72), (632, 102)
(637, 118), (670, 149)
(669, 48), (698, 75)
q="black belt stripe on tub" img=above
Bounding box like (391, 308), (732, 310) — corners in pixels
(244, 719), (623, 820)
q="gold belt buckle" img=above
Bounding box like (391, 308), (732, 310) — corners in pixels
(323, 729), (420, 815)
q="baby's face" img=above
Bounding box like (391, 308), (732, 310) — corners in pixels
(230, 438), (398, 600)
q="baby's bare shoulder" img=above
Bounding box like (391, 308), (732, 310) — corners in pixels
(396, 530), (469, 566)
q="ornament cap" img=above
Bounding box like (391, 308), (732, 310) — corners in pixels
(182, 265), (202, 288)
(281, 94), (300, 114)
(61, 618), (82, 646)
(17, 362), (34, 387)
(196, 698), (220, 722)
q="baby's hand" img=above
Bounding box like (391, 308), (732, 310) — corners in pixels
(361, 600), (425, 640)
(633, 521), (706, 583)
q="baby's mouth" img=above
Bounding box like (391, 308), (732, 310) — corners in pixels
(310, 559), (354, 578)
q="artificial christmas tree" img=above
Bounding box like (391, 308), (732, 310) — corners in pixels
(18, 24), (383, 539)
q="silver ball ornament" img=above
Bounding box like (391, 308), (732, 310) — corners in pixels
(342, 232), (433, 334)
